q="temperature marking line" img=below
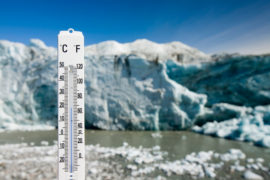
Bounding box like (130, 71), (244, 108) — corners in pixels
(64, 67), (69, 172)
(70, 107), (72, 173)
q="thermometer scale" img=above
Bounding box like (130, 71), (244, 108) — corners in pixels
(58, 29), (85, 180)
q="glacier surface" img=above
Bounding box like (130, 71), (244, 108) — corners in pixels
(0, 39), (270, 147)
(166, 54), (270, 106)
(0, 39), (208, 130)
(166, 54), (270, 147)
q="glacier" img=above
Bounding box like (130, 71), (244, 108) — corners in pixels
(0, 39), (208, 131)
(0, 39), (270, 147)
(166, 54), (270, 147)
(166, 54), (270, 106)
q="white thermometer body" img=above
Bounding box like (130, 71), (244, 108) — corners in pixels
(58, 29), (85, 180)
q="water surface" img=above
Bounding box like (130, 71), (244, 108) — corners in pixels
(0, 130), (269, 161)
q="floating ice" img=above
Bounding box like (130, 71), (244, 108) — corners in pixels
(40, 141), (49, 146)
(0, 143), (268, 179)
(151, 132), (163, 138)
(193, 112), (270, 148)
(243, 170), (264, 180)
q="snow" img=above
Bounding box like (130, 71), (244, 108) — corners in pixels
(85, 39), (210, 63)
(29, 39), (48, 49)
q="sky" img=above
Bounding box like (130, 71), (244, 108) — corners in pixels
(0, 0), (269, 54)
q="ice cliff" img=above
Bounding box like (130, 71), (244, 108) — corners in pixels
(0, 39), (269, 147)
(0, 39), (208, 130)
(166, 55), (270, 147)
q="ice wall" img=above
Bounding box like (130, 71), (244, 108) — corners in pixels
(0, 39), (269, 147)
(0, 39), (207, 130)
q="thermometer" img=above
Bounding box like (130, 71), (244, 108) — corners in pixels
(58, 28), (85, 180)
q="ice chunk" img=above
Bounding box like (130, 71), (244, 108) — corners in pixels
(151, 132), (162, 138)
(40, 141), (49, 146)
(193, 115), (270, 148)
(243, 170), (263, 180)
(0, 143), (268, 179)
